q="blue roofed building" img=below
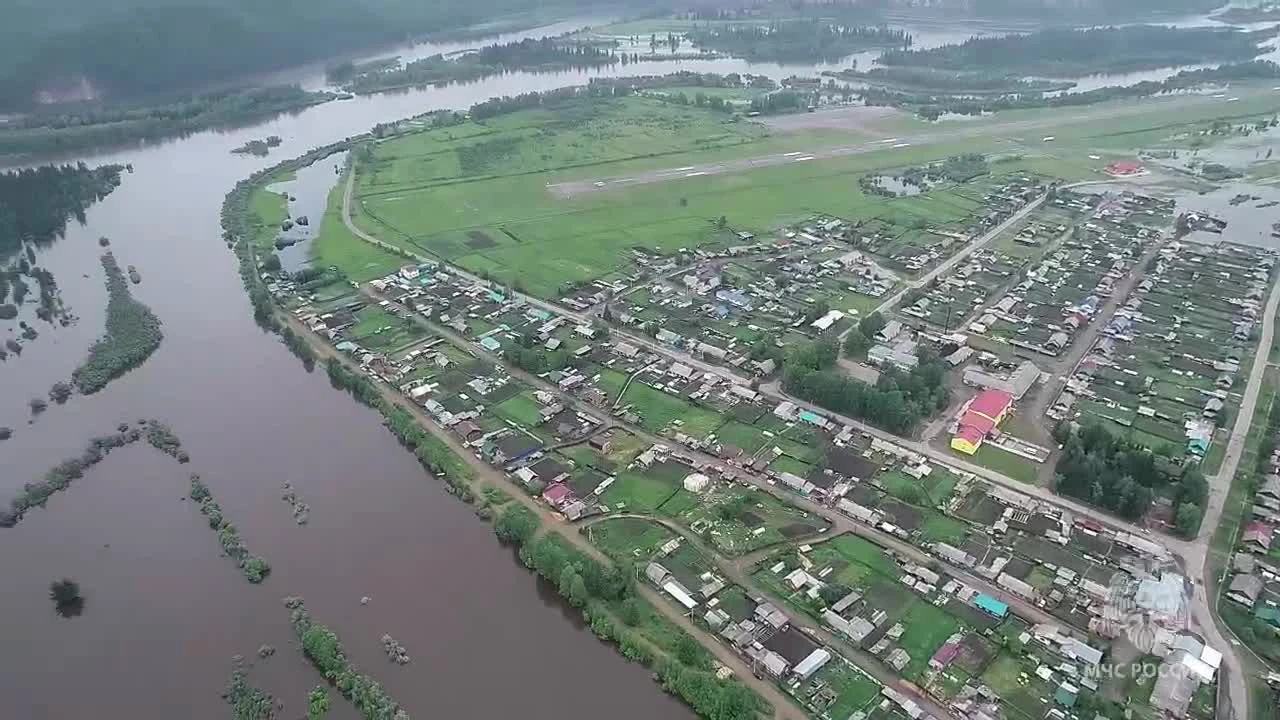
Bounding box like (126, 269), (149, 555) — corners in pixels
(974, 593), (1010, 618)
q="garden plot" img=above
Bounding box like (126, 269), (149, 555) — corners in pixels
(660, 484), (830, 556)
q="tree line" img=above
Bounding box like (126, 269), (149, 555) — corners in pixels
(0, 85), (328, 158)
(877, 24), (1276, 77)
(687, 21), (911, 63)
(864, 61), (1280, 121)
(343, 37), (622, 94)
(493, 509), (765, 720)
(0, 163), (122, 260)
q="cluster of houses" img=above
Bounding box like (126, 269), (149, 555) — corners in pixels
(1226, 443), (1280, 631)
(1050, 239), (1275, 458)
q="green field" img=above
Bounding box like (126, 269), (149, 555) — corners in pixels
(494, 391), (544, 427)
(298, 85), (1280, 299)
(585, 516), (677, 561)
(310, 182), (404, 281)
(968, 444), (1040, 484)
(599, 469), (681, 512)
(618, 380), (724, 437)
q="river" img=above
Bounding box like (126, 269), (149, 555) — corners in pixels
(0, 9), (1270, 718)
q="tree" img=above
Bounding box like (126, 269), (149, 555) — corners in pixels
(307, 685), (330, 720)
(675, 634), (704, 666)
(843, 329), (871, 357)
(1175, 503), (1202, 538)
(50, 578), (84, 617)
(262, 253), (281, 272)
(715, 215), (727, 229)
(858, 311), (887, 339)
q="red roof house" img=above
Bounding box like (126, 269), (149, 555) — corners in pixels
(542, 482), (573, 509)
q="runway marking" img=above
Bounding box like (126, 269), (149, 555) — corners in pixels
(783, 151), (804, 157)
(685, 171), (707, 177)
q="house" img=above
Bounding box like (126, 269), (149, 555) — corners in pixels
(1243, 522), (1274, 553)
(996, 572), (1036, 599)
(613, 342), (640, 358)
(974, 594), (1009, 618)
(929, 642), (961, 671)
(755, 358), (777, 375)
(645, 562), (670, 586)
(951, 390), (1014, 455)
(1227, 573), (1263, 607)
(683, 473), (711, 493)
(868, 339), (919, 371)
(528, 457), (571, 485)
(479, 336), (502, 353)
(487, 433), (542, 466)
(451, 420), (484, 444)
(962, 360), (1042, 400)
(876, 320), (903, 344)
(1150, 661), (1199, 717)
(811, 309), (845, 331)
(542, 482), (573, 509)
(715, 288), (753, 310)
(589, 433), (613, 453)
(1045, 331), (1070, 354)
(669, 363), (694, 380)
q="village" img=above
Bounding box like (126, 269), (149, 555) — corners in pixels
(257, 174), (1254, 719)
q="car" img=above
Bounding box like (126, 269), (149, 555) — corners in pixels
(593, 181), (605, 187)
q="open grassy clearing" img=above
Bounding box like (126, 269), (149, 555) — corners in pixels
(310, 183), (404, 281)
(966, 444), (1040, 484)
(585, 516), (678, 561)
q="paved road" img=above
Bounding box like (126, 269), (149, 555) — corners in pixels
(546, 93), (1252, 199)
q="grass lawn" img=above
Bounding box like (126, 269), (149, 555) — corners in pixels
(330, 87), (1280, 301)
(767, 454), (814, 478)
(968, 444), (1040, 484)
(710, 419), (769, 453)
(310, 183), (404, 281)
(920, 513), (969, 544)
(494, 391), (544, 428)
(801, 661), (881, 720)
(619, 381), (724, 436)
(600, 470), (681, 512)
(585, 516), (677, 561)
(250, 183), (288, 250)
(898, 602), (961, 679)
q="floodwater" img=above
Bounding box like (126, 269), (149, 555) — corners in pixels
(267, 151), (348, 273)
(0, 16), (710, 720)
(1, 9), (1274, 718)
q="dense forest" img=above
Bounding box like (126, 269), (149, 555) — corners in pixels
(0, 0), (669, 109)
(342, 37), (621, 93)
(1053, 422), (1207, 535)
(686, 21), (911, 62)
(878, 25), (1277, 76)
(0, 86), (328, 158)
(0, 163), (123, 260)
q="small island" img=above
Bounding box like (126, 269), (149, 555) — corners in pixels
(231, 135), (284, 157)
